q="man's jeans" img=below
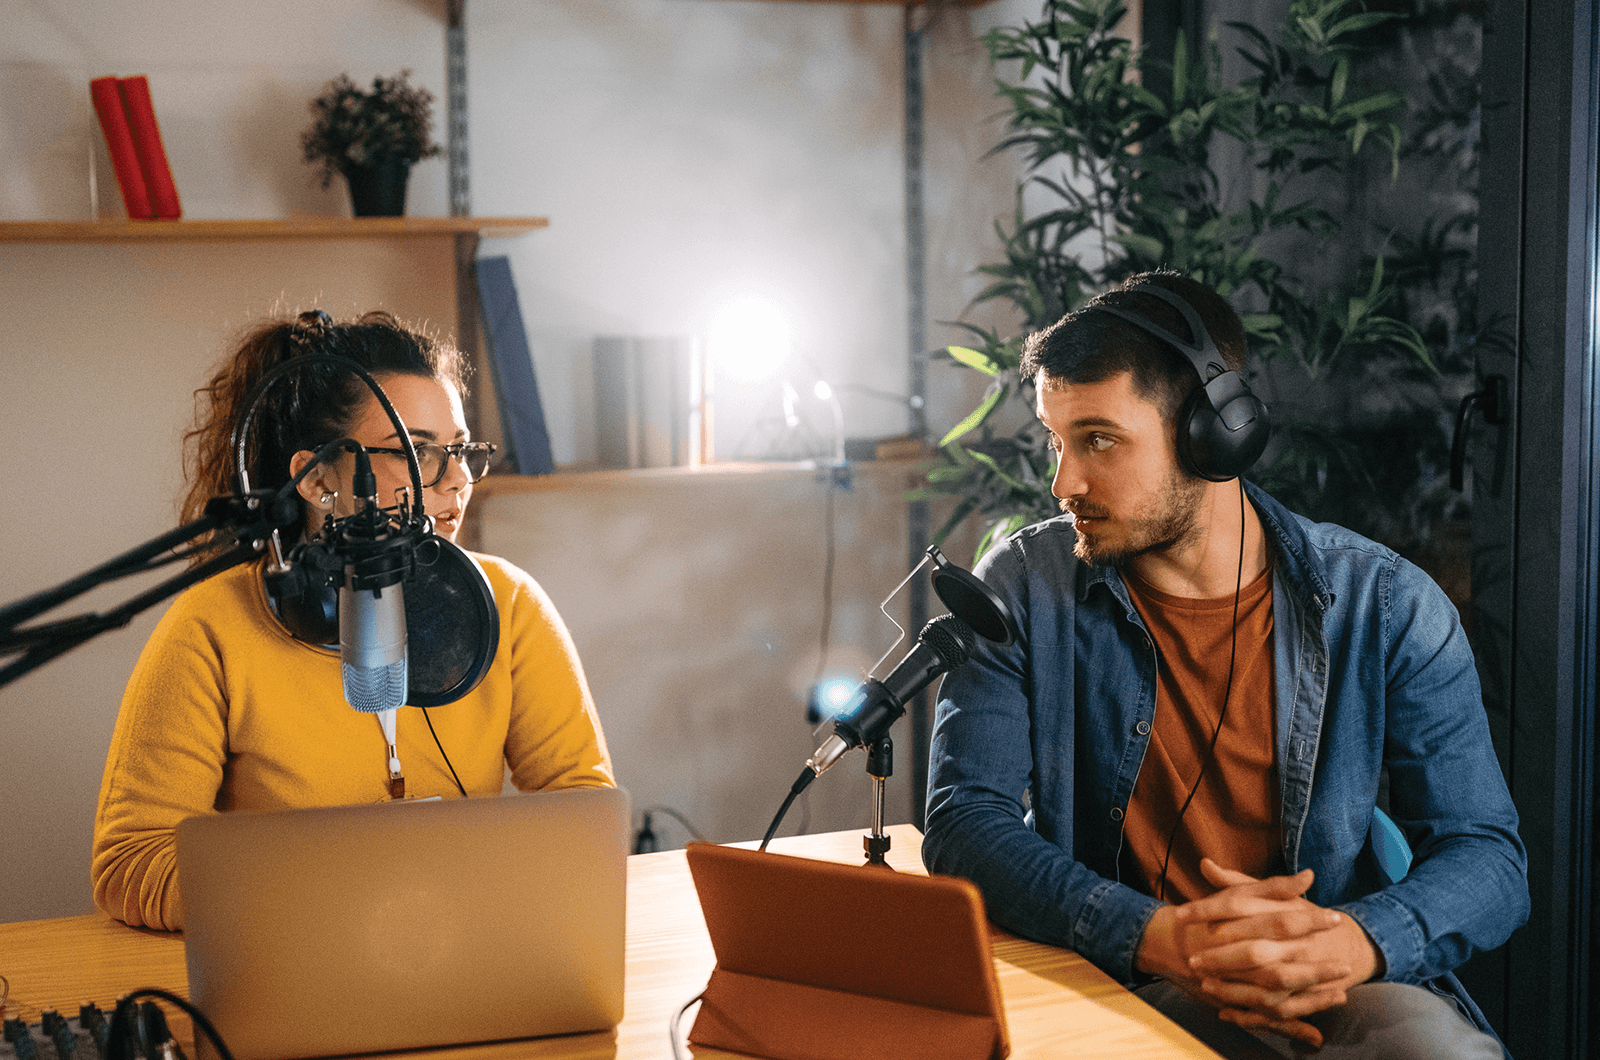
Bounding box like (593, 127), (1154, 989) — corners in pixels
(1135, 980), (1505, 1059)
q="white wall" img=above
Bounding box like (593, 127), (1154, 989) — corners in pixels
(475, 464), (978, 852)
(0, 0), (1031, 922)
(3, 0), (452, 222)
(469, 0), (1034, 465)
(0, 240), (462, 924)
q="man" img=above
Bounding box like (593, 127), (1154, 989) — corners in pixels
(923, 271), (1528, 1058)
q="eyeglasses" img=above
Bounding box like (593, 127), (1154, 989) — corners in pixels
(362, 441), (497, 488)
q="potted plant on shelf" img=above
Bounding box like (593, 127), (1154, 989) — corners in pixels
(301, 70), (443, 217)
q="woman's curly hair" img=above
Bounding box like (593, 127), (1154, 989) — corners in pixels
(181, 309), (466, 562)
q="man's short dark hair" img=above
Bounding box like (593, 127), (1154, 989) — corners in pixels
(1018, 270), (1248, 425)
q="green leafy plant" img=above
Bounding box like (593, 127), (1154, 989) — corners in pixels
(301, 70), (443, 187)
(924, 0), (1488, 563)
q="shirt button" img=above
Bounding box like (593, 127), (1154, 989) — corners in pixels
(1110, 807), (1124, 822)
(1136, 721), (1150, 735)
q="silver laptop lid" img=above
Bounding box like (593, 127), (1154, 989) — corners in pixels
(177, 786), (629, 1060)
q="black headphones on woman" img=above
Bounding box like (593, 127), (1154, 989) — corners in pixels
(1091, 283), (1270, 482)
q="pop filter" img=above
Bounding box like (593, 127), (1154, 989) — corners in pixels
(930, 553), (1018, 646)
(265, 534), (498, 707)
(404, 539), (499, 707)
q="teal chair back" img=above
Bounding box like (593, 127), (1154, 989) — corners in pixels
(1370, 806), (1413, 884)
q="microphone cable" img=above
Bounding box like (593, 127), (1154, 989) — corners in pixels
(668, 993), (704, 1060)
(106, 989), (235, 1060)
(634, 805), (710, 853)
(759, 768), (816, 851)
(1155, 477), (1247, 903)
(813, 472), (837, 694)
(368, 703), (472, 801)
(797, 471), (839, 836)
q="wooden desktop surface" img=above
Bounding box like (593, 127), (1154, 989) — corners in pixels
(0, 825), (1218, 1059)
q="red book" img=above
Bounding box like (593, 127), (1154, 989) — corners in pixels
(117, 76), (182, 219)
(89, 76), (153, 219)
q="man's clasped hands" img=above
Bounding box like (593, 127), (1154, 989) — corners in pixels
(1136, 860), (1386, 1049)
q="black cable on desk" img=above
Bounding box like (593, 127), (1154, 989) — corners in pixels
(668, 993), (704, 1060)
(107, 990), (233, 1060)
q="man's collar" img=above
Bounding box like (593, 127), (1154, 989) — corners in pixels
(1077, 558), (1127, 609)
(1242, 481), (1337, 613)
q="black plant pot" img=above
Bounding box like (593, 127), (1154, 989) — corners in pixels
(343, 158), (410, 217)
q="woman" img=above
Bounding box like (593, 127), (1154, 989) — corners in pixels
(92, 310), (613, 931)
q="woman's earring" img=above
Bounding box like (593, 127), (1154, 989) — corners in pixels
(319, 491), (336, 509)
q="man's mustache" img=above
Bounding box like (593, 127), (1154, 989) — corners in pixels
(1060, 499), (1111, 520)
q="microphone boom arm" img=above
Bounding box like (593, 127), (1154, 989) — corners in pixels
(3, 353), (427, 693)
(0, 449), (340, 690)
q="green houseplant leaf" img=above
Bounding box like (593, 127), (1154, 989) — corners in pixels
(926, 0), (1482, 561)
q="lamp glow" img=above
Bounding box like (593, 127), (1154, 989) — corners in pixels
(811, 672), (861, 720)
(709, 297), (791, 382)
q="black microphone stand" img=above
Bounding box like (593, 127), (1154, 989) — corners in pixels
(864, 735), (894, 867)
(758, 547), (1019, 861)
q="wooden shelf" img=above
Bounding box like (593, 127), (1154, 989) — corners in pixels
(0, 216), (548, 245)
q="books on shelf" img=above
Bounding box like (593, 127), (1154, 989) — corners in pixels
(475, 255), (556, 476)
(89, 77), (150, 218)
(89, 75), (181, 220)
(117, 77), (182, 219)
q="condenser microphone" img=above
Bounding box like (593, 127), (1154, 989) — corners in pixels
(339, 576), (408, 712)
(333, 452), (416, 715)
(806, 613), (979, 779)
(244, 359), (498, 724)
(759, 551), (1020, 851)
(265, 515), (497, 708)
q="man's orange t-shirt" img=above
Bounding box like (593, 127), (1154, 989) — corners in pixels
(1122, 564), (1280, 903)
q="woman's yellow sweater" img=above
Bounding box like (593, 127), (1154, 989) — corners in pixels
(91, 552), (614, 931)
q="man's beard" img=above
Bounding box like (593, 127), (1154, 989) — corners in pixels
(1062, 470), (1207, 567)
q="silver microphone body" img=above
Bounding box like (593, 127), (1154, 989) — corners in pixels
(339, 578), (408, 713)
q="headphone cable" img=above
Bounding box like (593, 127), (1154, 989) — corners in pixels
(422, 707), (469, 798)
(1155, 478), (1247, 902)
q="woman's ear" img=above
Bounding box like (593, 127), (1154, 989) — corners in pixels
(289, 449), (339, 511)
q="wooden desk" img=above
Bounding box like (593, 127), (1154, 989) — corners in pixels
(0, 826), (1218, 1059)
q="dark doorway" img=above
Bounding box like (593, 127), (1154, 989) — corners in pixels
(1470, 0), (1598, 1056)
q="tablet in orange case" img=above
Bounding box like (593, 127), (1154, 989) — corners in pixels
(685, 843), (1009, 1060)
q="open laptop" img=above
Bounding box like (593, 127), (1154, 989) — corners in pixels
(176, 786), (629, 1060)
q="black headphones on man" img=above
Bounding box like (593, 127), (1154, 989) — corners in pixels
(1091, 282), (1270, 482)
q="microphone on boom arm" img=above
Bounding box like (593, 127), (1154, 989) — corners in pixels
(333, 446), (420, 717)
(236, 357), (499, 800)
(266, 438), (431, 794)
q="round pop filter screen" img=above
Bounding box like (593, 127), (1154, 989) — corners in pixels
(405, 538), (499, 707)
(931, 565), (1018, 647)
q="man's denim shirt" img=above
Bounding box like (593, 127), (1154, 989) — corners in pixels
(924, 482), (1528, 996)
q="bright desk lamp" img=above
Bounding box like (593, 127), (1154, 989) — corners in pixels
(709, 297), (843, 466)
